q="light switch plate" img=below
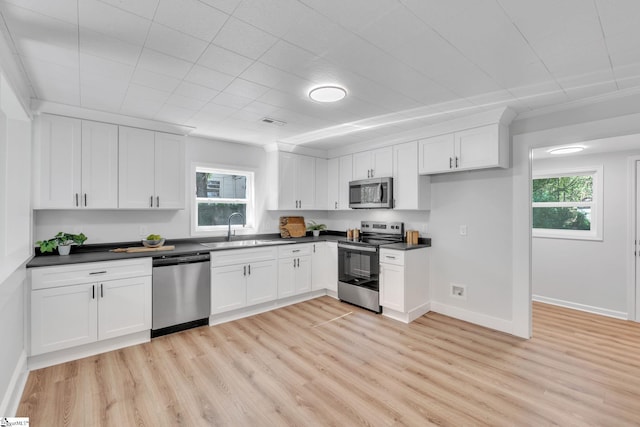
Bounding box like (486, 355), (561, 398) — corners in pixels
(459, 225), (467, 236)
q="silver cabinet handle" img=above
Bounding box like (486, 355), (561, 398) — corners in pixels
(334, 201), (338, 209)
(84, 193), (87, 207)
(75, 193), (79, 207)
(248, 264), (251, 275)
(293, 259), (296, 268)
(455, 156), (459, 168)
(100, 283), (104, 298)
(371, 169), (374, 177)
(157, 196), (159, 208)
(92, 285), (95, 299)
(89, 271), (107, 275)
(449, 157), (453, 168)
(297, 258), (300, 267)
(150, 196), (153, 207)
(243, 265), (246, 276)
(313, 244), (315, 253)
(292, 249), (300, 253)
(386, 256), (396, 260)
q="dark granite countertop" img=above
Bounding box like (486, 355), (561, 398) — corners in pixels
(26, 232), (346, 268)
(380, 242), (431, 251)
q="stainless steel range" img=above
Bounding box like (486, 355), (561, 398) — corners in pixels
(337, 221), (404, 313)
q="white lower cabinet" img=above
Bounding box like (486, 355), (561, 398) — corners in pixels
(311, 241), (338, 293)
(210, 247), (278, 314)
(278, 244), (312, 298)
(30, 259), (152, 356)
(379, 248), (430, 323)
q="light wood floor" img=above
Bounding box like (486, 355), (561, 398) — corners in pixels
(18, 298), (640, 426)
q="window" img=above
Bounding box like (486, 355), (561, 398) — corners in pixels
(532, 166), (603, 240)
(193, 165), (254, 234)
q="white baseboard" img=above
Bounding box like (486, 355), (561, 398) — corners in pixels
(0, 350), (27, 416)
(383, 302), (431, 324)
(430, 301), (515, 336)
(28, 331), (150, 371)
(532, 295), (627, 319)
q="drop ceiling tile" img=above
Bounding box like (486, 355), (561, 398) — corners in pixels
(78, 0), (151, 46)
(299, 0), (401, 33)
(197, 0), (242, 15)
(564, 80), (618, 101)
(145, 23), (208, 63)
(541, 39), (611, 81)
(126, 83), (171, 103)
(282, 10), (352, 56)
(197, 44), (254, 77)
(210, 91), (254, 109)
(213, 17), (278, 60)
(81, 53), (134, 83)
(137, 48), (193, 79)
(154, 0), (228, 41)
(21, 55), (79, 105)
(223, 78), (270, 99)
(184, 65), (235, 91)
(232, 0), (313, 37)
(80, 80), (128, 111)
(2, 0), (78, 24)
(165, 93), (207, 110)
(357, 5), (427, 53)
(0, 2), (78, 50)
(259, 40), (319, 78)
(130, 68), (181, 93)
(13, 38), (78, 69)
(154, 103), (198, 123)
(79, 27), (143, 67)
(97, 0), (160, 20)
(596, 0), (640, 38)
(241, 100), (280, 117)
(120, 95), (163, 118)
(240, 62), (314, 96)
(174, 82), (219, 102)
(195, 102), (238, 119)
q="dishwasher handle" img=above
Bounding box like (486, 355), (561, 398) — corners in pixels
(153, 253), (210, 267)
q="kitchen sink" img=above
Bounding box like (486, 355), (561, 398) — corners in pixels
(201, 239), (296, 249)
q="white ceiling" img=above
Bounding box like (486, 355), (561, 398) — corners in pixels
(1, 0), (639, 149)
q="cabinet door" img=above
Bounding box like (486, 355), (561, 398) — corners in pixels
(278, 152), (297, 209)
(211, 265), (246, 314)
(246, 260), (277, 305)
(98, 276), (151, 341)
(418, 133), (454, 174)
(456, 124), (499, 171)
(393, 141), (430, 210)
(277, 257), (296, 298)
(81, 121), (118, 209)
(311, 243), (327, 291)
(295, 255), (312, 294)
(371, 146), (393, 178)
(31, 283), (97, 355)
(380, 263), (405, 312)
(154, 132), (185, 209)
(297, 155), (315, 209)
(352, 151), (372, 180)
(327, 158), (339, 210)
(326, 242), (338, 293)
(338, 155), (353, 210)
(314, 157), (328, 210)
(119, 126), (155, 208)
(36, 115), (82, 208)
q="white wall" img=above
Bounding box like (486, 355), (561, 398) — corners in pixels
(428, 168), (515, 332)
(532, 149), (640, 318)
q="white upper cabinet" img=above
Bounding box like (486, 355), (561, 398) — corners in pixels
(353, 146), (393, 180)
(418, 124), (508, 174)
(327, 154), (353, 210)
(35, 115), (118, 209)
(270, 151), (326, 210)
(327, 157), (340, 210)
(119, 126), (185, 209)
(393, 141), (430, 210)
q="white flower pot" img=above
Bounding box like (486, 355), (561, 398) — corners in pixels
(312, 230), (320, 237)
(58, 245), (71, 256)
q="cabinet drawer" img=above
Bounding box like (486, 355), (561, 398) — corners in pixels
(380, 249), (404, 266)
(31, 258), (152, 290)
(278, 243), (312, 258)
(210, 247), (277, 268)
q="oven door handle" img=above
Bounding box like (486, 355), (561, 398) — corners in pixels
(338, 243), (377, 253)
(378, 183), (383, 202)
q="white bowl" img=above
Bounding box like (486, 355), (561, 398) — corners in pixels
(142, 238), (165, 248)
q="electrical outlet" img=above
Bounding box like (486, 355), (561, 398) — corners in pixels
(459, 225), (467, 236)
(451, 284), (467, 299)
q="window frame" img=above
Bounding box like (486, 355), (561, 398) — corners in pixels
(532, 165), (603, 241)
(191, 163), (256, 237)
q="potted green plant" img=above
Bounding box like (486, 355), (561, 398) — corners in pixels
(307, 220), (327, 237)
(36, 232), (87, 256)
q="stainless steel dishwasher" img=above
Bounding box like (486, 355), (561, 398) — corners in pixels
(151, 252), (210, 338)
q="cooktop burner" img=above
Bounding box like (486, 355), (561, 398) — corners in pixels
(340, 221), (405, 247)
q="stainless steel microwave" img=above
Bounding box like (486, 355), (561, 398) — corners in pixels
(349, 177), (393, 209)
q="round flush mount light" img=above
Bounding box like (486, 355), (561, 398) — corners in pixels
(548, 146), (585, 155)
(308, 85), (347, 103)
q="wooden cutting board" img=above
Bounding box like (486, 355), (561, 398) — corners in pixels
(279, 216), (306, 238)
(110, 245), (176, 253)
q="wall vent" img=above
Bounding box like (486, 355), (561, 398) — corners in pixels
(261, 117), (286, 126)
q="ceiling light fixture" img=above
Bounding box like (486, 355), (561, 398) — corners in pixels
(308, 85), (347, 103)
(548, 146), (585, 155)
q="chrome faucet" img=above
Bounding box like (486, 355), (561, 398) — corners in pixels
(227, 212), (245, 241)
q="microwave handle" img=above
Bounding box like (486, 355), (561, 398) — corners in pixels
(379, 183), (383, 202)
